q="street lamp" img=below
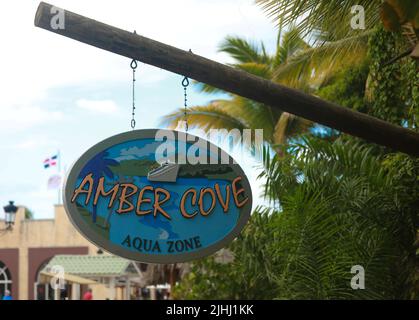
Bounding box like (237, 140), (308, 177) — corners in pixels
(3, 201), (18, 230)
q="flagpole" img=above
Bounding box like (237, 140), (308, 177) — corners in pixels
(57, 149), (61, 205)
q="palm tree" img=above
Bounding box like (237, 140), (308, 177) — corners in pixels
(257, 137), (418, 299)
(161, 28), (314, 154)
(24, 208), (34, 219)
(272, 31), (371, 89)
(256, 0), (382, 39)
(256, 0), (418, 65)
(160, 18), (376, 153)
(174, 137), (418, 299)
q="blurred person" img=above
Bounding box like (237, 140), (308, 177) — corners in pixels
(2, 290), (12, 300)
(82, 288), (93, 300)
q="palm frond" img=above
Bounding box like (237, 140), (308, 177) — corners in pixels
(195, 81), (227, 94)
(234, 62), (272, 79)
(256, 0), (381, 41)
(275, 26), (311, 65)
(219, 36), (270, 64)
(274, 31), (371, 88)
(273, 112), (312, 146)
(159, 103), (247, 132)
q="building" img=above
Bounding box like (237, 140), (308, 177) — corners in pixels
(0, 204), (166, 300)
(39, 255), (144, 300)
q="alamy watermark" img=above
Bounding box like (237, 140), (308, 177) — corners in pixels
(47, 265), (66, 290)
(350, 265), (365, 290)
(154, 126), (264, 165)
(50, 6), (65, 30)
(350, 5), (365, 30)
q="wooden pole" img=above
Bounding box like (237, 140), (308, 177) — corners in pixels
(34, 2), (419, 156)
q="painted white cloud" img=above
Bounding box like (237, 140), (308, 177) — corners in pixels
(76, 99), (119, 114)
(116, 142), (162, 161)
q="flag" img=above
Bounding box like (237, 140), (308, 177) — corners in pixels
(44, 155), (58, 169)
(47, 174), (62, 190)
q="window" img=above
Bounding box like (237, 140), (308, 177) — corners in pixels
(0, 261), (12, 299)
(34, 259), (54, 300)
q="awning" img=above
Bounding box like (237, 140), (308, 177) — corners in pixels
(39, 271), (97, 285)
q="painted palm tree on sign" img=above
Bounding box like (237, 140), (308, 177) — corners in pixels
(161, 28), (315, 154)
(78, 151), (119, 224)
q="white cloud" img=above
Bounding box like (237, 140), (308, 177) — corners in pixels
(14, 135), (60, 150)
(0, 104), (63, 132)
(76, 98), (119, 114)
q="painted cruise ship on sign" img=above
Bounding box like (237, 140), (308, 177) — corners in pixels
(63, 129), (252, 263)
(147, 162), (180, 183)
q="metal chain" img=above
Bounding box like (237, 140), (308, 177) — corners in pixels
(130, 59), (138, 130)
(182, 76), (189, 132)
(180, 50), (193, 133)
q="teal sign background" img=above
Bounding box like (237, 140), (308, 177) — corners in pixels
(63, 130), (252, 263)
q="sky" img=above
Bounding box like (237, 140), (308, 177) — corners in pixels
(0, 0), (277, 219)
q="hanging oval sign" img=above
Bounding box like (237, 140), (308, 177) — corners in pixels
(63, 129), (252, 263)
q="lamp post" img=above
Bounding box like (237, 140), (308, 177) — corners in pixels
(3, 201), (18, 230)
